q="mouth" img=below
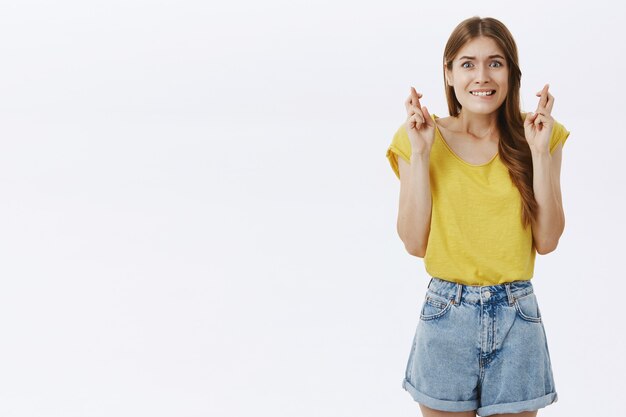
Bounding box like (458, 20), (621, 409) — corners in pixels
(470, 90), (496, 96)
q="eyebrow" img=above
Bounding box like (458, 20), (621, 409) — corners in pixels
(458, 54), (505, 61)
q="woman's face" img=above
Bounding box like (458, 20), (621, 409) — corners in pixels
(444, 36), (509, 115)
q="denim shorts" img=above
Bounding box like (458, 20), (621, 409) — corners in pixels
(402, 277), (558, 416)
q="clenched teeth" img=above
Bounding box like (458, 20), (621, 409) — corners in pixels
(470, 90), (495, 96)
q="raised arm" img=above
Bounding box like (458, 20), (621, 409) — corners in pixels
(396, 151), (432, 257)
(524, 84), (567, 254)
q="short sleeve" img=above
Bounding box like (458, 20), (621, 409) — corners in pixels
(549, 118), (571, 154)
(386, 123), (412, 180)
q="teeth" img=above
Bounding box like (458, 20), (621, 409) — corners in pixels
(471, 90), (495, 96)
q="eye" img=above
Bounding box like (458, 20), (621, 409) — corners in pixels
(462, 60), (504, 68)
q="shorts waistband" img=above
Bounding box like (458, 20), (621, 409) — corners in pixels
(427, 276), (534, 305)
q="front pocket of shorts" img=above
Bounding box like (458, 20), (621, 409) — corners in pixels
(419, 295), (452, 321)
(514, 293), (542, 323)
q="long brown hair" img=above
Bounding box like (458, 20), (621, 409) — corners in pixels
(443, 16), (537, 230)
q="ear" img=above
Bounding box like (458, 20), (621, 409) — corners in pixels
(444, 66), (453, 86)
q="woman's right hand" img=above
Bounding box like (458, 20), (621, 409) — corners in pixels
(404, 87), (435, 155)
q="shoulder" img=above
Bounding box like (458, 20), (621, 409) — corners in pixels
(386, 123), (411, 179)
(549, 116), (571, 154)
(434, 114), (450, 128)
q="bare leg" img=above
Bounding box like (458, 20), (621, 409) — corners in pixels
(418, 403), (539, 417)
(419, 403), (476, 417)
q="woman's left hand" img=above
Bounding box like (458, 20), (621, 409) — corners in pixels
(524, 83), (554, 154)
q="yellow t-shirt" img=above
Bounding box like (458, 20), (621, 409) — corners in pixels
(386, 112), (570, 285)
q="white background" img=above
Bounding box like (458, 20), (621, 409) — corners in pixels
(0, 1), (623, 416)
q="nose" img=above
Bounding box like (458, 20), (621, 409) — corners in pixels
(475, 64), (491, 84)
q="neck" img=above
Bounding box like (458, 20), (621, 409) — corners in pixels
(456, 110), (499, 141)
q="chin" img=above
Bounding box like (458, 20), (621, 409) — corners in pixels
(462, 106), (500, 115)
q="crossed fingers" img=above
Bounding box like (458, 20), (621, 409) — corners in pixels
(535, 83), (554, 116)
(405, 87), (423, 121)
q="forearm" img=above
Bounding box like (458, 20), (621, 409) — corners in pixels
(531, 150), (564, 253)
(397, 152), (432, 256)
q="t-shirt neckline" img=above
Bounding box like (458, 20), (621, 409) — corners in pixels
(432, 114), (499, 167)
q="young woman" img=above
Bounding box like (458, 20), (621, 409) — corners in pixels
(385, 16), (570, 417)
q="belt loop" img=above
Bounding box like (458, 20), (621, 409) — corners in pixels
(505, 283), (515, 306)
(428, 276), (434, 289)
(454, 283), (462, 305)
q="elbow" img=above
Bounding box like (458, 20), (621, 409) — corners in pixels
(534, 221), (565, 255)
(405, 242), (427, 258)
(536, 238), (559, 255)
(397, 222), (430, 258)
